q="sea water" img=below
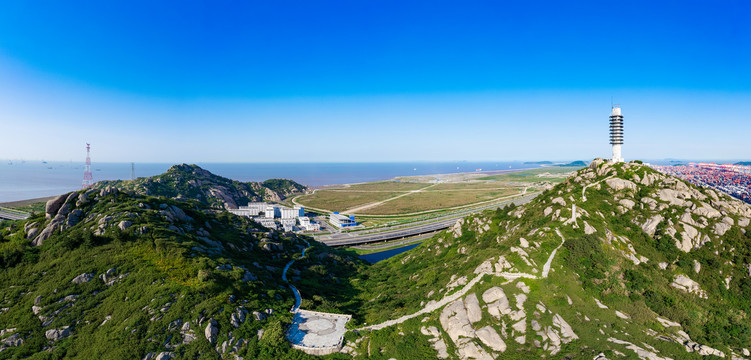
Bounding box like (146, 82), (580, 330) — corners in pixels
(0, 161), (537, 203)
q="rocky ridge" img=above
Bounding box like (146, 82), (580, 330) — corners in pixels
(346, 159), (751, 359)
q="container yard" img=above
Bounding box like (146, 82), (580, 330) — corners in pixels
(652, 162), (751, 204)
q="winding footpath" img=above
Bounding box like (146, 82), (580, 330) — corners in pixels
(542, 229), (566, 278)
(582, 174), (615, 202)
(357, 227), (564, 332)
(283, 240), (311, 313)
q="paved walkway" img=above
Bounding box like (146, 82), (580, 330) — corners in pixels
(357, 225), (564, 332)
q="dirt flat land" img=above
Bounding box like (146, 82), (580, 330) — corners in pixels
(357, 187), (520, 215)
(333, 181), (429, 192)
(478, 167), (583, 183)
(296, 190), (404, 212)
(427, 182), (522, 191)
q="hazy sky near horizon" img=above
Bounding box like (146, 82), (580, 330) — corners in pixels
(1, 1), (749, 163)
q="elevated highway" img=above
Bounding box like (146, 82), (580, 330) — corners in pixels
(0, 208), (31, 221)
(315, 193), (539, 247)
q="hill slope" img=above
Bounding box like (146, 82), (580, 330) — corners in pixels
(343, 159), (751, 359)
(0, 180), (357, 359)
(95, 164), (308, 210)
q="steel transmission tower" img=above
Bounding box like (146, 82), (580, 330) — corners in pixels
(82, 143), (93, 188)
(131, 162), (135, 180)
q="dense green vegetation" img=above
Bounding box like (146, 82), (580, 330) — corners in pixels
(96, 164), (307, 209)
(0, 169), (352, 359)
(343, 160), (751, 358)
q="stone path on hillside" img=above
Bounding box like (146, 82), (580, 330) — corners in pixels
(582, 175), (615, 202)
(542, 229), (566, 278)
(357, 227), (565, 332)
(356, 169), (592, 332)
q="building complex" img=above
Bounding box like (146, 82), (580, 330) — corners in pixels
(229, 203), (319, 232)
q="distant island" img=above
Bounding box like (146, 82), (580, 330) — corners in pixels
(557, 160), (588, 167)
(736, 161), (751, 166)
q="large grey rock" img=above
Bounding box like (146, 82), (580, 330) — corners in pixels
(641, 215), (663, 237)
(475, 326), (506, 352)
(231, 307), (247, 328)
(605, 178), (637, 191)
(439, 299), (474, 343)
(1, 332), (23, 346)
(671, 274), (707, 298)
(118, 221), (132, 231)
(169, 205), (192, 222)
(45, 194), (67, 219)
(657, 189), (688, 206)
(154, 352), (173, 360)
(552, 314), (578, 342)
(45, 326), (71, 341)
(693, 204), (722, 219)
(482, 287), (510, 319)
(464, 293), (482, 324)
(619, 199), (635, 209)
(33, 214), (66, 246)
(713, 222), (731, 236)
(204, 319), (218, 343)
(71, 272), (95, 284)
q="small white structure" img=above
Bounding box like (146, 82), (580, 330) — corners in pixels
(298, 217), (320, 231)
(329, 213), (356, 227)
(610, 106), (624, 163)
(265, 206), (276, 218)
(255, 218), (278, 230)
(228, 208), (257, 216)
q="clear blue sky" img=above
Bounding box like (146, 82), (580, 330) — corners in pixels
(0, 1), (749, 163)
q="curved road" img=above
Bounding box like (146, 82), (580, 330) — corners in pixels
(316, 193), (539, 247)
(283, 241), (310, 313)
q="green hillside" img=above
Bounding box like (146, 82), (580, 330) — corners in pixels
(95, 164), (308, 210)
(3, 161), (751, 359)
(0, 183), (357, 359)
(343, 159), (751, 359)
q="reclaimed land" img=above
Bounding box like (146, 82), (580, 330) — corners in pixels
(357, 188), (521, 215)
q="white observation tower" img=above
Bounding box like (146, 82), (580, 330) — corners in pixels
(609, 106), (624, 163)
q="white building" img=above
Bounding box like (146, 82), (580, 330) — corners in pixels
(228, 208), (257, 216)
(279, 206), (299, 219)
(298, 217), (320, 231)
(255, 218), (278, 230)
(610, 106), (624, 163)
(265, 206), (276, 218)
(329, 213), (356, 228)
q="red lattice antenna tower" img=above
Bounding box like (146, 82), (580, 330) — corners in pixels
(82, 143), (93, 188)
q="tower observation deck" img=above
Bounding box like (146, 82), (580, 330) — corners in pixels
(609, 106), (624, 163)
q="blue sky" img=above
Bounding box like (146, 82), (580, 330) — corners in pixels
(0, 1), (749, 162)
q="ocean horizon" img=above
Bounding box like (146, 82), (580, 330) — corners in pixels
(2, 159), (733, 203)
(1, 160), (542, 203)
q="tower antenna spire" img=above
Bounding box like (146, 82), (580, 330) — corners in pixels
(82, 143), (93, 188)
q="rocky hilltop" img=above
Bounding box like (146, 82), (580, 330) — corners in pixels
(95, 164), (308, 210)
(345, 159), (751, 359)
(0, 171), (358, 359)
